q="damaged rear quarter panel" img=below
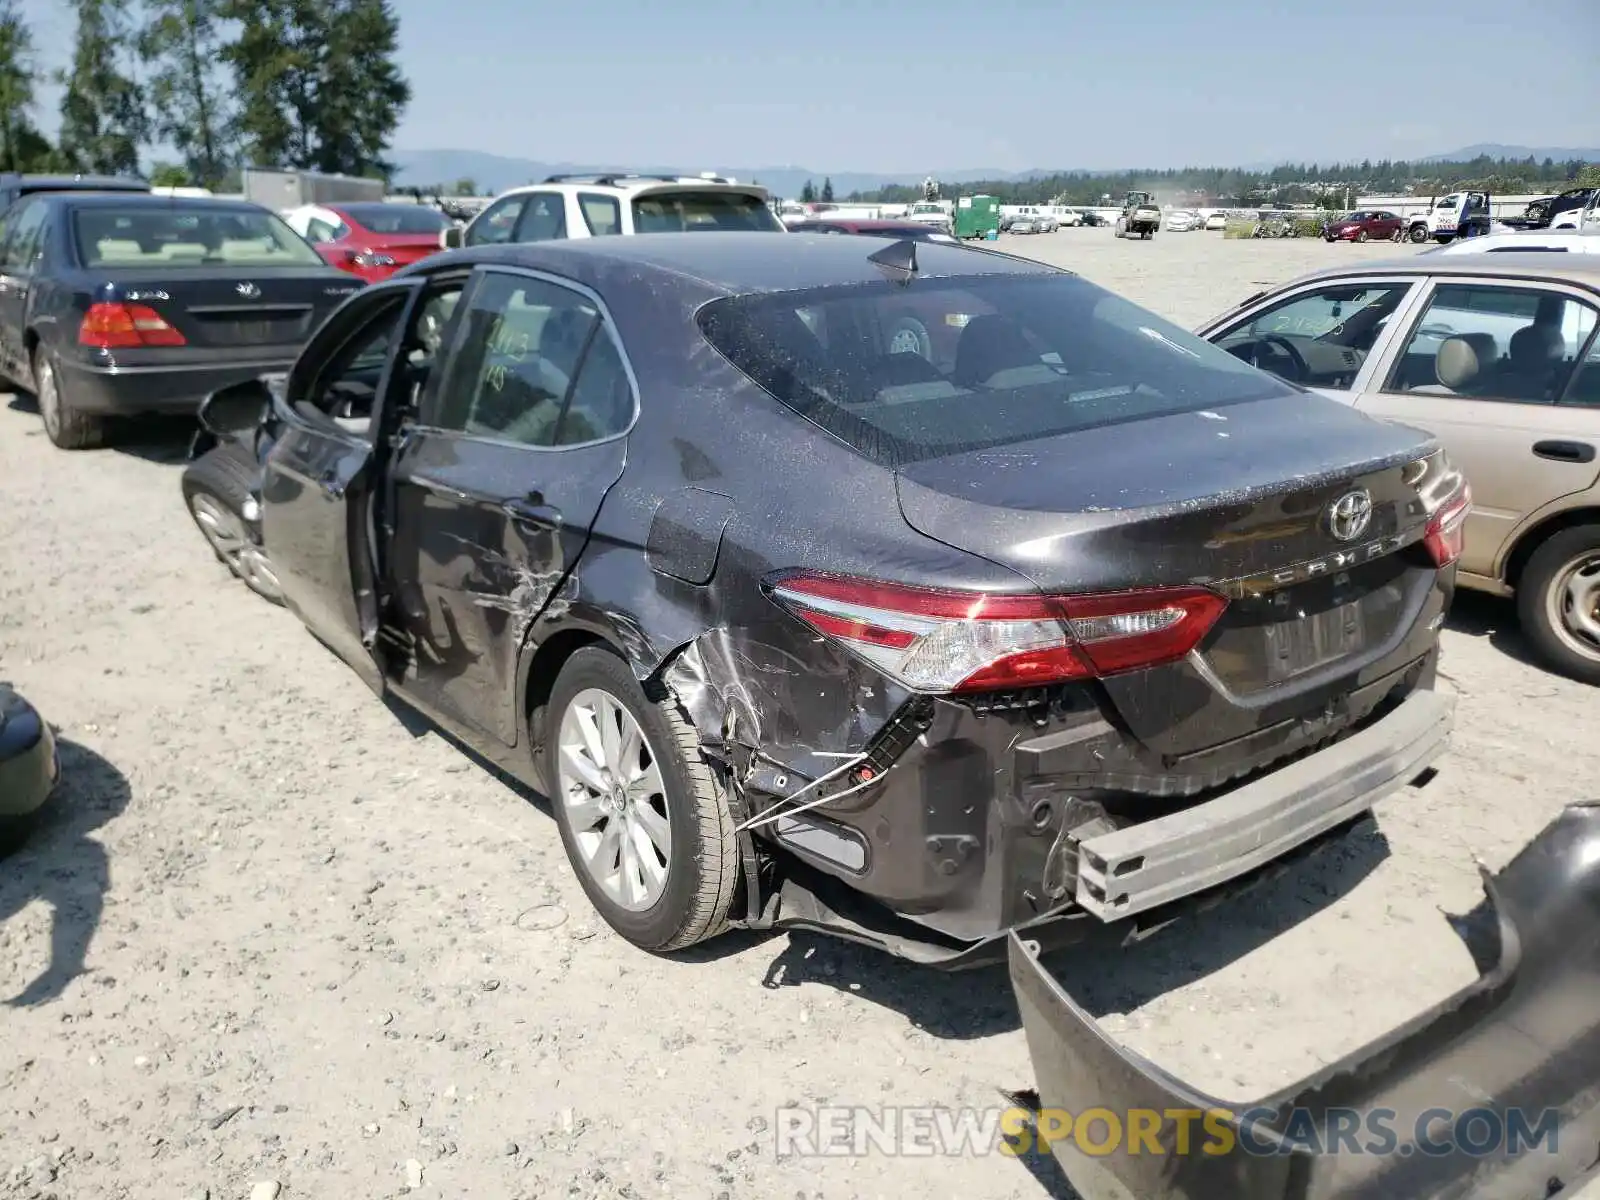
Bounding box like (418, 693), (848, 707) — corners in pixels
(517, 259), (1034, 783)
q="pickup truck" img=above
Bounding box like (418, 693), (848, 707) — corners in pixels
(1405, 190), (1495, 243)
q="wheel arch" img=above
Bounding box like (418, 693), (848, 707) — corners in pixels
(1502, 506), (1600, 591)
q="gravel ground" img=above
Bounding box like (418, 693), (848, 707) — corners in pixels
(2, 227), (1595, 1200)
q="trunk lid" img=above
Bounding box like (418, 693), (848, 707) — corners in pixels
(103, 267), (359, 348)
(896, 394), (1444, 753)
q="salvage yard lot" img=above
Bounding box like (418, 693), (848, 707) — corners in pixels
(1, 230), (1595, 1200)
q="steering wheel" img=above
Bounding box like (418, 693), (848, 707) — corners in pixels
(1229, 334), (1309, 383)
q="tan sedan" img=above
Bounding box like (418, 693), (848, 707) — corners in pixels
(1198, 253), (1600, 684)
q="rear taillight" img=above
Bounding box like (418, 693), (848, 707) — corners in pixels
(767, 573), (1227, 694)
(79, 302), (185, 348)
(1423, 481), (1471, 567)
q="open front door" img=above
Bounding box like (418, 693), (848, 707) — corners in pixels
(259, 280), (423, 694)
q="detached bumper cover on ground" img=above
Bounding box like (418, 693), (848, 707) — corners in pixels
(1009, 801), (1600, 1200)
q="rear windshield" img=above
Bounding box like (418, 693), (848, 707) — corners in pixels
(338, 203), (448, 234)
(74, 205), (325, 268)
(631, 191), (782, 233)
(697, 272), (1294, 467)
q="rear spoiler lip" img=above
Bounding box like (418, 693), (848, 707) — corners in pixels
(1007, 801), (1600, 1200)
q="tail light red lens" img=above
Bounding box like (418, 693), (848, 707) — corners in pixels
(767, 573), (1227, 694)
(79, 302), (186, 349)
(1423, 481), (1472, 567)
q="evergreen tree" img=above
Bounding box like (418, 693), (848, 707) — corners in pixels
(0, 0), (54, 172)
(799, 179), (816, 203)
(821, 177), (834, 203)
(220, 0), (409, 178)
(139, 0), (233, 188)
(57, 0), (148, 174)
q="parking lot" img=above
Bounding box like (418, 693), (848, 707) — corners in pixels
(2, 227), (1595, 1200)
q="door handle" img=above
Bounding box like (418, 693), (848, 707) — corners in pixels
(1532, 439), (1596, 464)
(507, 499), (562, 527)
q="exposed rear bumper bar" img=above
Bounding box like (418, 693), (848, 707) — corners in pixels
(1008, 802), (1600, 1200)
(1074, 689), (1455, 920)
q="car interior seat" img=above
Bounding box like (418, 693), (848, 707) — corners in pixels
(1500, 322), (1568, 400)
(1412, 332), (1497, 394)
(952, 315), (1048, 389)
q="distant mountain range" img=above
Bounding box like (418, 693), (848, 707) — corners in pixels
(389, 145), (1600, 200)
(1423, 144), (1600, 163)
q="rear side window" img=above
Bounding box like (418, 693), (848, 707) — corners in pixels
(631, 191), (782, 233)
(698, 273), (1291, 468)
(432, 271), (613, 446)
(578, 193), (621, 236)
(73, 206), (324, 267)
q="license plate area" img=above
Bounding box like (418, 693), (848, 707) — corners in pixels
(1264, 595), (1371, 682)
(1201, 555), (1413, 693)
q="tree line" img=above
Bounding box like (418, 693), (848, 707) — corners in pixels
(0, 0), (408, 190)
(845, 155), (1600, 206)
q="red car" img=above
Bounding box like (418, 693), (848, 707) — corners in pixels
(282, 202), (453, 282)
(1322, 209), (1403, 243)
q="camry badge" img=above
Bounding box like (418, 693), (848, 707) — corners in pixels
(1327, 489), (1374, 542)
(235, 281), (261, 299)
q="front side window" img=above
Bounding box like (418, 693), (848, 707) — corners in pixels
(511, 193), (567, 243)
(299, 294), (411, 432)
(631, 191), (782, 233)
(432, 271), (609, 446)
(1210, 281), (1415, 389)
(465, 195), (525, 247)
(73, 205), (324, 267)
(698, 272), (1292, 469)
(1384, 283), (1599, 403)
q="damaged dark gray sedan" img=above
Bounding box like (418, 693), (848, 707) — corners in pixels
(202, 231), (1471, 962)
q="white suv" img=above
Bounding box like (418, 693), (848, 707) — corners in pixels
(442, 174), (785, 248)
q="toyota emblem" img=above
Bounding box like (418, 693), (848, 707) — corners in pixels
(1327, 489), (1374, 542)
(235, 281), (261, 299)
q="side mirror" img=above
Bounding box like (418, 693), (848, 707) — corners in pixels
(198, 377), (272, 441)
(440, 226), (464, 250)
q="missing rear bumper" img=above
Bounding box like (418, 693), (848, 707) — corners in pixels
(1073, 689), (1455, 920)
(1009, 801), (1600, 1200)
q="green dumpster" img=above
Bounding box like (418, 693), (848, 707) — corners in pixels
(954, 194), (1000, 240)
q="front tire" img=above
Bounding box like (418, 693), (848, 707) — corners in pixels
(1355, 229), (1368, 242)
(35, 348), (106, 450)
(1517, 526), (1600, 686)
(545, 647), (740, 951)
(181, 445), (284, 605)
(1409, 224), (1430, 244)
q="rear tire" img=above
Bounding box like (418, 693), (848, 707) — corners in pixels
(1355, 229), (1368, 242)
(181, 444), (284, 605)
(35, 348), (106, 450)
(1517, 526), (1600, 686)
(545, 647), (740, 951)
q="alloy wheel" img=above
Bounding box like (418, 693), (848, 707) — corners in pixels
(36, 360), (59, 441)
(1546, 551), (1600, 665)
(189, 493), (284, 601)
(556, 687), (672, 912)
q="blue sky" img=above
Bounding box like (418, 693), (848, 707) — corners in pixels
(15, 0), (1600, 171)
